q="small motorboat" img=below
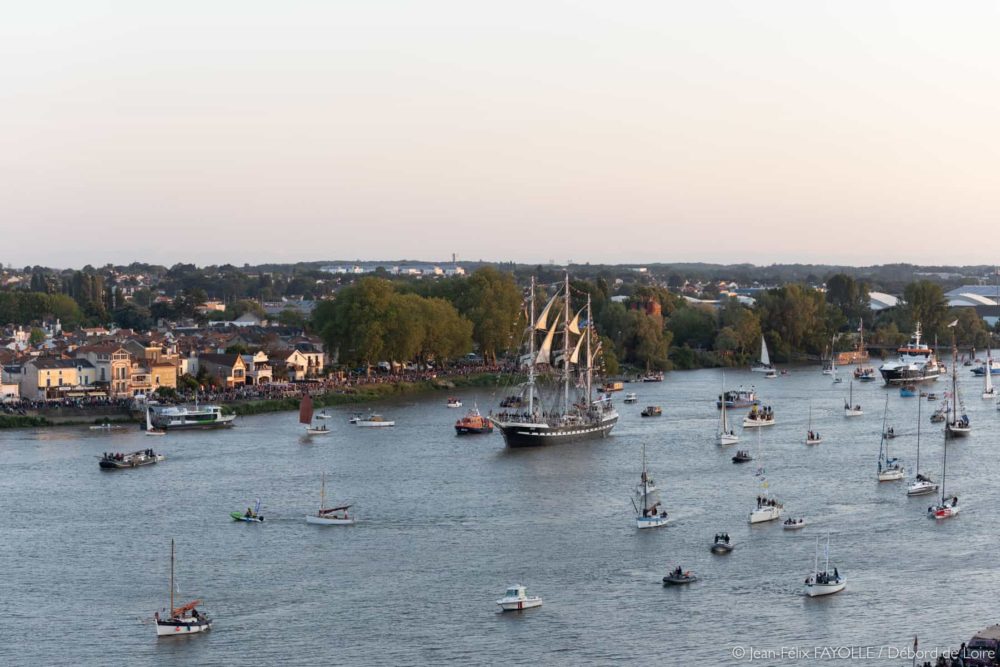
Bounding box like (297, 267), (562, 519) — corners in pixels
(764, 370), (777, 379)
(348, 412), (363, 424)
(315, 411), (331, 420)
(355, 413), (395, 427)
(783, 518), (806, 530)
(732, 450), (753, 464)
(833, 377), (843, 384)
(663, 567), (698, 585)
(710, 534), (734, 554)
(623, 392), (638, 404)
(854, 366), (877, 382)
(99, 449), (165, 469)
(446, 397), (462, 408)
(640, 406), (662, 417)
(900, 385), (917, 398)
(926, 393), (938, 401)
(496, 585), (542, 611)
(231, 498), (264, 522)
(89, 421), (123, 431)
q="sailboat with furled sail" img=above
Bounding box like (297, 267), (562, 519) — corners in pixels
(633, 445), (670, 528)
(305, 472), (355, 525)
(491, 274), (618, 447)
(718, 372), (738, 446)
(946, 322), (971, 437)
(154, 539), (211, 637)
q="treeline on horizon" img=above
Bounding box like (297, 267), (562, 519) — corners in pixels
(1, 262), (994, 372)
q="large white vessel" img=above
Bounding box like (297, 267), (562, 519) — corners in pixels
(150, 404), (235, 430)
(878, 323), (942, 385)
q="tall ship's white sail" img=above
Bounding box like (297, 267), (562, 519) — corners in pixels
(491, 274), (619, 447)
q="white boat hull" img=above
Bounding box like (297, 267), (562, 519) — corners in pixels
(145, 430), (166, 436)
(497, 597), (543, 611)
(805, 579), (846, 597)
(907, 480), (939, 496)
(783, 521), (806, 530)
(357, 421), (395, 427)
(749, 506), (782, 524)
(742, 418), (775, 428)
(306, 429), (331, 435)
(929, 505), (961, 519)
(156, 619), (211, 637)
(719, 433), (739, 446)
(805, 437), (822, 445)
(636, 515), (671, 529)
(878, 469), (905, 482)
(844, 409), (863, 417)
(305, 514), (355, 525)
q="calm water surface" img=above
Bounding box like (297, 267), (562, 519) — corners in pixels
(2, 363), (998, 666)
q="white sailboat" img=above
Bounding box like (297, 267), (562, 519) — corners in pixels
(749, 429), (783, 524)
(876, 396), (904, 481)
(305, 473), (355, 525)
(145, 406), (166, 436)
(154, 539), (211, 637)
(803, 534), (846, 597)
(634, 445), (670, 529)
(927, 423), (960, 519)
(907, 395), (938, 496)
(822, 337), (836, 376)
(718, 372), (739, 446)
(984, 347), (996, 399)
(751, 336), (775, 374)
(843, 380), (863, 417)
(946, 325), (971, 436)
(805, 403), (822, 445)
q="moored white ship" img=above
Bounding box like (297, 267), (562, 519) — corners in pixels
(879, 323), (942, 385)
(150, 404), (234, 430)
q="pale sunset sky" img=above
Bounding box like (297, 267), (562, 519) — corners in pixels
(3, 1), (999, 267)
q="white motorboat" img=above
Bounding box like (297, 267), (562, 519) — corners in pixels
(446, 397), (463, 408)
(623, 392), (638, 404)
(356, 413), (395, 427)
(315, 411), (331, 420)
(907, 396), (939, 496)
(710, 534), (734, 554)
(89, 422), (123, 430)
(803, 535), (845, 597)
(783, 518), (806, 530)
(634, 445), (670, 529)
(876, 396), (904, 481)
(496, 585), (542, 611)
(154, 539), (212, 637)
(305, 473), (356, 525)
(843, 380), (863, 417)
(718, 372), (738, 445)
(751, 336), (776, 374)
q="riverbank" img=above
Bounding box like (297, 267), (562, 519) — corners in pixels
(0, 372), (508, 429)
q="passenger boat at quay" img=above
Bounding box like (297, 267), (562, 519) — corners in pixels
(878, 323), (942, 385)
(148, 403), (235, 430)
(490, 274), (618, 447)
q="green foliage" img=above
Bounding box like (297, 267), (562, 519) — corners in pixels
(755, 284), (831, 359)
(112, 302), (153, 331)
(29, 327), (45, 345)
(226, 299), (267, 320)
(0, 291), (83, 329)
(903, 281), (948, 336)
(825, 273), (870, 326)
(454, 267), (523, 363)
(277, 307), (307, 329)
(667, 305), (716, 349)
(951, 308), (990, 348)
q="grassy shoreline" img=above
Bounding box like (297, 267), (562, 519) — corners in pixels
(0, 373), (509, 429)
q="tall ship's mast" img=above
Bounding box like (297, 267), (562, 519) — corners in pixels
(491, 273), (619, 447)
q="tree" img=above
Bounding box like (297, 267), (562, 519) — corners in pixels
(454, 267), (523, 363)
(825, 273), (869, 325)
(417, 297), (473, 362)
(112, 302), (153, 331)
(903, 281), (948, 336)
(29, 327), (45, 345)
(667, 305), (716, 349)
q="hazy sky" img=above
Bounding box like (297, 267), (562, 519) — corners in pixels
(4, 1), (1000, 268)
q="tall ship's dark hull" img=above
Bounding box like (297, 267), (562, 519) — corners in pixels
(495, 415), (618, 447)
(878, 366), (941, 385)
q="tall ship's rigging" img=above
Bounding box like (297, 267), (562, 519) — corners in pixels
(491, 274), (618, 447)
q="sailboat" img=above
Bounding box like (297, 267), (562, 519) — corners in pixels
(907, 395), (938, 496)
(145, 406), (166, 436)
(927, 423), (960, 519)
(843, 380), (863, 417)
(300, 393), (329, 435)
(803, 534), (846, 597)
(876, 396), (904, 481)
(822, 337), (836, 375)
(305, 472), (355, 525)
(154, 539), (211, 637)
(492, 275), (619, 447)
(751, 335), (776, 374)
(805, 403), (822, 445)
(946, 326), (971, 436)
(748, 429), (783, 524)
(983, 346), (996, 399)
(633, 445), (670, 528)
(718, 372), (738, 446)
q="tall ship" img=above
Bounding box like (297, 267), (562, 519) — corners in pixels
(491, 274), (618, 447)
(878, 323), (942, 385)
(149, 403), (236, 430)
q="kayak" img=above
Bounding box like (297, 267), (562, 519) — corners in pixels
(230, 511), (264, 522)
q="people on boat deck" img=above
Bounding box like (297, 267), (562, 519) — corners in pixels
(671, 566), (683, 578)
(245, 507), (254, 518)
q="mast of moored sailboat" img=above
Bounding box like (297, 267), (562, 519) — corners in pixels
(169, 538), (174, 616)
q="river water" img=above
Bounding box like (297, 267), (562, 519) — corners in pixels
(1, 363), (997, 666)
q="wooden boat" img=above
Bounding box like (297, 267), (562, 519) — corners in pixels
(154, 539), (211, 637)
(305, 473), (355, 525)
(98, 449), (164, 469)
